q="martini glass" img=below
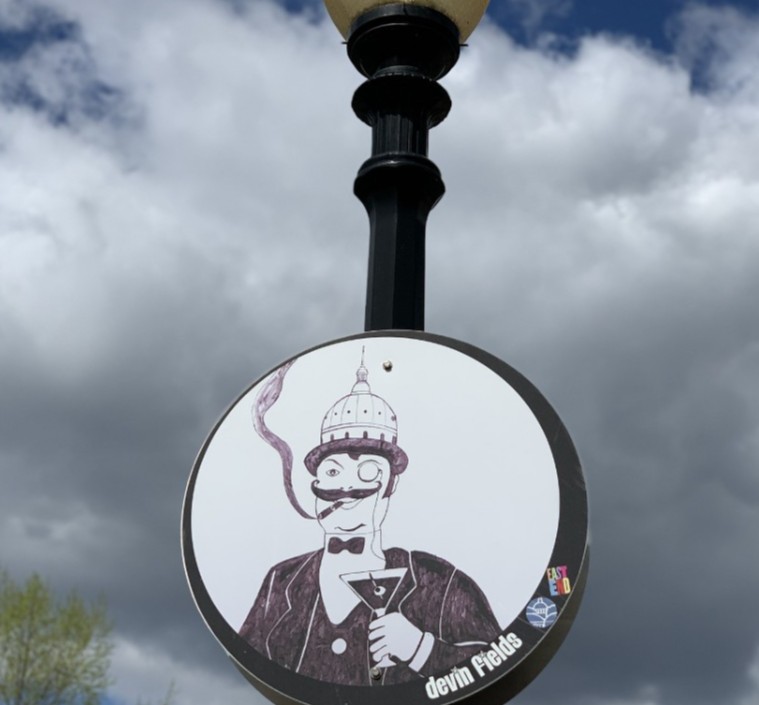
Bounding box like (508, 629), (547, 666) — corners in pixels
(340, 567), (408, 668)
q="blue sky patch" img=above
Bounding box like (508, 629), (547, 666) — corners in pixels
(0, 6), (129, 126)
(0, 5), (78, 61)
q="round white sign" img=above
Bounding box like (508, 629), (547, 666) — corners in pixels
(183, 331), (588, 705)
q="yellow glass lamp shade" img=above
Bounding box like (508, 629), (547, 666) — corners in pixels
(323, 0), (489, 41)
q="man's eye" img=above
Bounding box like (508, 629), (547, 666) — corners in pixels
(326, 468), (340, 477)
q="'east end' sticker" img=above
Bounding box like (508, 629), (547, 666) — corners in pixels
(546, 566), (571, 596)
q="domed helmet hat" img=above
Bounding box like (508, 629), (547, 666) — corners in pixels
(304, 350), (408, 495)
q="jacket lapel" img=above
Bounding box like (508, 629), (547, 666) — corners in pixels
(266, 550), (322, 669)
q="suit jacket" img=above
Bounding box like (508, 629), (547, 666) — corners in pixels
(239, 547), (501, 686)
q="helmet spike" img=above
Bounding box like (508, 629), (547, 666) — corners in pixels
(353, 347), (370, 392)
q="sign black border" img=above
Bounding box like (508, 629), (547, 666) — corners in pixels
(182, 330), (589, 705)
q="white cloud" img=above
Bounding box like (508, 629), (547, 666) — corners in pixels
(0, 0), (43, 29)
(674, 4), (759, 98)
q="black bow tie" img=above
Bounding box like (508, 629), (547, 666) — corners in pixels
(328, 537), (365, 555)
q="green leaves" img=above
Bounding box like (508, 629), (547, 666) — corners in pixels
(0, 571), (111, 705)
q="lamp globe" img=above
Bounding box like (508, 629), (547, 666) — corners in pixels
(323, 0), (489, 41)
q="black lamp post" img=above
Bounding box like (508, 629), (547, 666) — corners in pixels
(324, 1), (489, 331)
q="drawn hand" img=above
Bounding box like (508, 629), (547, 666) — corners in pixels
(368, 613), (423, 663)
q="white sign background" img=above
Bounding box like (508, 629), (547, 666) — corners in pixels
(190, 336), (560, 632)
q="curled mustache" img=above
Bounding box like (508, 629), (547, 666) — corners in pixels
(311, 481), (381, 502)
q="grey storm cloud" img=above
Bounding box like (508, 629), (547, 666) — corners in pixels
(1, 1), (758, 704)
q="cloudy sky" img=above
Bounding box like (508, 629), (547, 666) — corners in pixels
(1, 0), (758, 704)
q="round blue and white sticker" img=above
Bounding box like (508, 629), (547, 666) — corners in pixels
(525, 597), (558, 629)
